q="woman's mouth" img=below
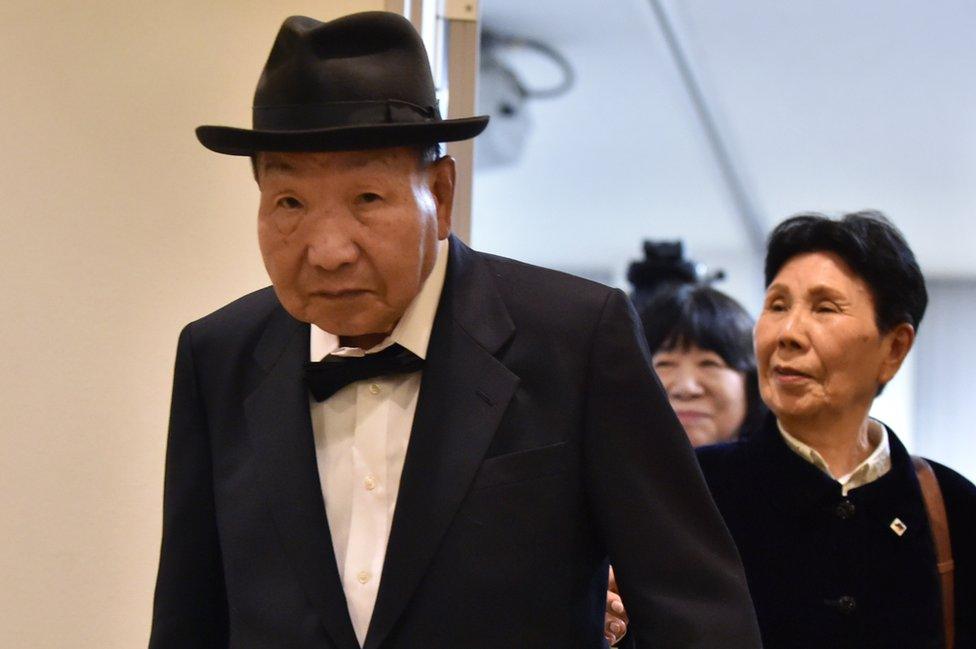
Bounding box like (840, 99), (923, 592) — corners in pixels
(772, 365), (812, 384)
(675, 410), (710, 423)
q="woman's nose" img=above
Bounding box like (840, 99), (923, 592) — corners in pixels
(777, 308), (807, 351)
(668, 370), (705, 399)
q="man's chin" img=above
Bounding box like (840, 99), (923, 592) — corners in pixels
(309, 313), (396, 341)
(282, 296), (388, 332)
(274, 293), (404, 343)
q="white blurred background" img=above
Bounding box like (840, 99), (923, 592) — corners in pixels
(472, 0), (976, 475)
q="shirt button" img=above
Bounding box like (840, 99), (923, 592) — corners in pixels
(825, 595), (857, 614)
(835, 500), (856, 519)
(369, 383), (381, 395)
(357, 570), (371, 584)
(837, 596), (857, 614)
(364, 475), (377, 491)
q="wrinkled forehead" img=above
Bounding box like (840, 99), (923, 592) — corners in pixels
(767, 251), (869, 294)
(256, 148), (417, 180)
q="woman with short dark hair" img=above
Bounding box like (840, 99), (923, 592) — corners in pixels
(609, 211), (975, 648)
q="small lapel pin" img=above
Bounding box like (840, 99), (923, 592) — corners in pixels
(890, 518), (907, 536)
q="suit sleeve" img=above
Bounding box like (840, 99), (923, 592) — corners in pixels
(582, 289), (762, 648)
(148, 325), (229, 648)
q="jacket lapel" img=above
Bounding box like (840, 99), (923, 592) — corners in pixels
(363, 238), (518, 649)
(244, 308), (360, 649)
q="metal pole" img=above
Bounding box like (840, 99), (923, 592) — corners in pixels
(384, 0), (425, 32)
(648, 0), (767, 252)
(415, 0), (441, 69)
(442, 0), (480, 244)
(410, 0), (424, 30)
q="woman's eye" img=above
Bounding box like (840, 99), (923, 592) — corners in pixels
(653, 360), (675, 369)
(277, 196), (303, 210)
(815, 302), (839, 313)
(767, 300), (787, 312)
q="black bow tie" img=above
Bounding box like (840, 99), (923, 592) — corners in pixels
(304, 343), (424, 402)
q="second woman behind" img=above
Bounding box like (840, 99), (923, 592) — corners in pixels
(640, 284), (765, 446)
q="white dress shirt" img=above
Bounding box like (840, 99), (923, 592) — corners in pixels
(309, 240), (448, 646)
(778, 418), (892, 496)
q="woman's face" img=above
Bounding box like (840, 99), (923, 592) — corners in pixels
(754, 251), (913, 430)
(652, 344), (748, 447)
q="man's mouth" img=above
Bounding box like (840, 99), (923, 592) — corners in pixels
(315, 289), (368, 298)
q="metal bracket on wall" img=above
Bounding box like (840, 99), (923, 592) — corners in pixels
(443, 0), (478, 22)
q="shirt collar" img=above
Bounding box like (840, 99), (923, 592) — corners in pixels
(777, 418), (892, 496)
(309, 238), (449, 361)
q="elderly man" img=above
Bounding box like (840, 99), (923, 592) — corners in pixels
(148, 12), (760, 649)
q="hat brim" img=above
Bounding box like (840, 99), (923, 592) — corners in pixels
(196, 116), (489, 156)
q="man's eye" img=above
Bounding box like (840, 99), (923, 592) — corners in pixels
(277, 196), (303, 210)
(357, 192), (383, 205)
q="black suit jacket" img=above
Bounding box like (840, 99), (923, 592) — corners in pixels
(149, 237), (761, 648)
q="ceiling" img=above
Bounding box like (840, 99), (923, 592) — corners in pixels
(471, 0), (976, 297)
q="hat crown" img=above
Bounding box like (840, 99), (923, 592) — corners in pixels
(195, 11), (488, 155)
(254, 13), (437, 111)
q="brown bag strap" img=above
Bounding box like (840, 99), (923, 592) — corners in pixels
(912, 455), (955, 649)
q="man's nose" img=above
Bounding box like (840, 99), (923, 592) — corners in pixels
(305, 215), (359, 271)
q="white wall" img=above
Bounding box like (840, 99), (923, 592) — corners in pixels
(0, 2), (380, 647)
(913, 279), (976, 479)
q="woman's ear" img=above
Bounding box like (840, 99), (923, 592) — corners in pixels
(878, 323), (915, 385)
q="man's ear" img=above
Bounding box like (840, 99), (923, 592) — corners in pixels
(251, 154), (261, 184)
(878, 322), (915, 385)
(429, 155), (455, 239)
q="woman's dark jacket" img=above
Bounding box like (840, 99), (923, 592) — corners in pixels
(693, 416), (976, 649)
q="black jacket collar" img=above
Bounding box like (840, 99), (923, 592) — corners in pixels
(748, 414), (921, 516)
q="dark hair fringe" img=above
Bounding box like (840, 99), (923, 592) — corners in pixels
(764, 210), (928, 333)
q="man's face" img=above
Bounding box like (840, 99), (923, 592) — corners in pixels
(256, 147), (454, 344)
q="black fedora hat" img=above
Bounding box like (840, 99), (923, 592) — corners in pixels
(196, 12), (489, 155)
